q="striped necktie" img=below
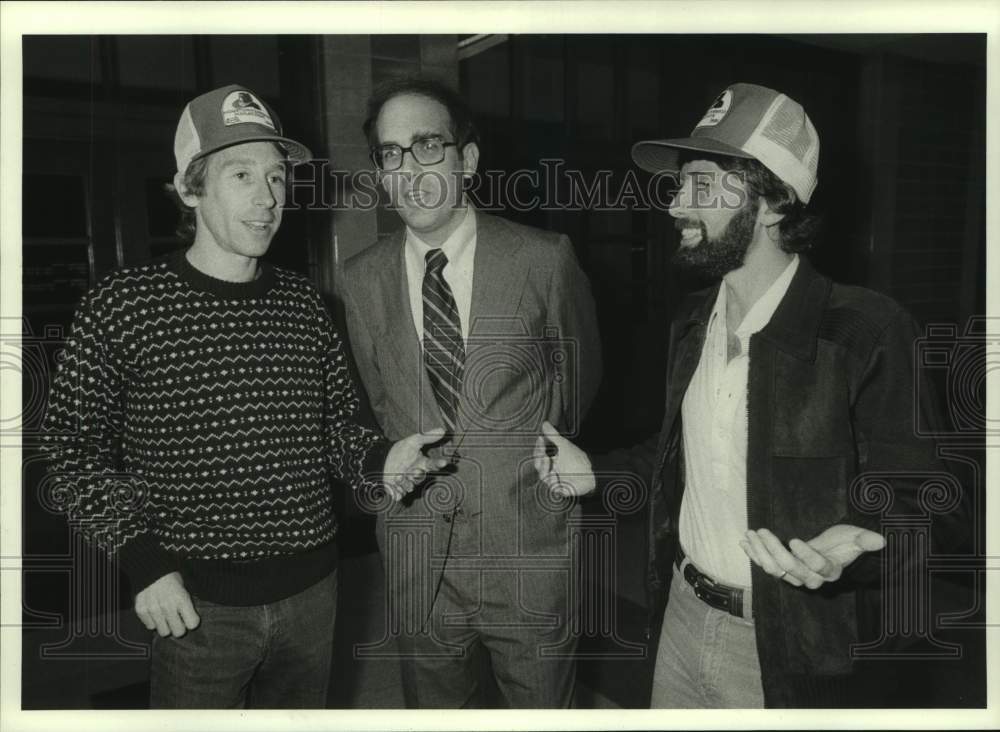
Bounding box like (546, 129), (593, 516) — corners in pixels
(422, 248), (465, 432)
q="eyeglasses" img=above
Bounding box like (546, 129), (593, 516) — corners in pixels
(371, 135), (458, 171)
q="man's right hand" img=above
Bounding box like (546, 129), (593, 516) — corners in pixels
(533, 421), (596, 497)
(134, 571), (201, 638)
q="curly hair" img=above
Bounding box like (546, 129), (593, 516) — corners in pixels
(164, 156), (209, 243)
(676, 150), (822, 253)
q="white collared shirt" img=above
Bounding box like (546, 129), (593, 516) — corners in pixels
(403, 206), (477, 343)
(679, 255), (800, 588)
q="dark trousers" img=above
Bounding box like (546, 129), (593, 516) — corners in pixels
(396, 568), (577, 708)
(149, 570), (337, 708)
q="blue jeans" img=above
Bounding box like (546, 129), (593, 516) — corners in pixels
(149, 570), (337, 708)
(650, 568), (765, 708)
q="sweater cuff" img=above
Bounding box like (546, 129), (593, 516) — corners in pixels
(116, 533), (179, 595)
(360, 437), (394, 486)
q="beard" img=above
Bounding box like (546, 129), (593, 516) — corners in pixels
(672, 200), (757, 280)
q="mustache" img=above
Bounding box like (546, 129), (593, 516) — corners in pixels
(674, 219), (707, 235)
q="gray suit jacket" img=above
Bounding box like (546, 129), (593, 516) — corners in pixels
(343, 211), (601, 580)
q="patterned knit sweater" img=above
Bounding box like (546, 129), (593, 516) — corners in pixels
(41, 251), (391, 605)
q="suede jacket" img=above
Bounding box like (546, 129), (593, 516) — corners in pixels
(600, 258), (958, 707)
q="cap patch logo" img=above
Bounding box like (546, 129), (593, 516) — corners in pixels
(696, 89), (732, 128)
(221, 91), (276, 129)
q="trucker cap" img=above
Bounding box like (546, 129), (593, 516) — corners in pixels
(174, 84), (313, 175)
(631, 83), (819, 204)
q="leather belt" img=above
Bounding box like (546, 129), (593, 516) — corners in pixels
(676, 545), (750, 620)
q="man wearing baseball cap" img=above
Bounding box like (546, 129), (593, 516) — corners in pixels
(535, 83), (955, 706)
(42, 84), (445, 708)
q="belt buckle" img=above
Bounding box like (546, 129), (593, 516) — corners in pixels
(686, 564), (736, 616)
(714, 588), (732, 614)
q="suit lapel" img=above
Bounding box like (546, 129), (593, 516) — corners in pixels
(467, 213), (529, 336)
(456, 212), (530, 436)
(378, 230), (444, 431)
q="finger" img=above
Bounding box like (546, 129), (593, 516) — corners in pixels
(403, 457), (429, 475)
(542, 422), (571, 452)
(135, 607), (157, 632)
(533, 435), (548, 463)
(743, 530), (780, 573)
(406, 467), (427, 485)
(550, 482), (570, 497)
(382, 482), (402, 502)
(149, 608), (172, 637)
(540, 421), (566, 446)
(411, 428), (446, 446)
(533, 438), (552, 475)
(756, 529), (818, 587)
(419, 455), (449, 472)
(788, 539), (843, 590)
(177, 593), (201, 631)
(741, 535), (797, 584)
(854, 529), (887, 553)
(163, 605), (189, 638)
(739, 537), (764, 568)
(789, 538), (839, 580)
(744, 530), (804, 587)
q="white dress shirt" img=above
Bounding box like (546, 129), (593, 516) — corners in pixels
(403, 205), (477, 343)
(678, 255), (800, 588)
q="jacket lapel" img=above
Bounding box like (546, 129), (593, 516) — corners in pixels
(378, 229), (444, 431)
(755, 257), (830, 361)
(664, 284), (718, 430)
(467, 212), (529, 337)
(456, 212), (530, 435)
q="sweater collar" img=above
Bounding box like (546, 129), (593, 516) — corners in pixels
(171, 249), (277, 299)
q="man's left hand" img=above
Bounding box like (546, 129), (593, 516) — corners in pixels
(382, 428), (449, 502)
(740, 524), (886, 589)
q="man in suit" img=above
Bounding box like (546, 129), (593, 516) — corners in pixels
(536, 83), (957, 707)
(342, 77), (602, 708)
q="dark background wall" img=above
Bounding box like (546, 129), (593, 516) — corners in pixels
(18, 33), (987, 709)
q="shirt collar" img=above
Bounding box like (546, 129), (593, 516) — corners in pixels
(405, 205), (476, 265)
(736, 255), (799, 338)
(707, 254), (800, 341)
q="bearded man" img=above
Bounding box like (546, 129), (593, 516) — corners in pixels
(534, 83), (954, 708)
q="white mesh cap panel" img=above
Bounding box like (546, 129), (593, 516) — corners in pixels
(742, 93), (819, 203)
(173, 106), (202, 175)
(762, 97), (816, 165)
